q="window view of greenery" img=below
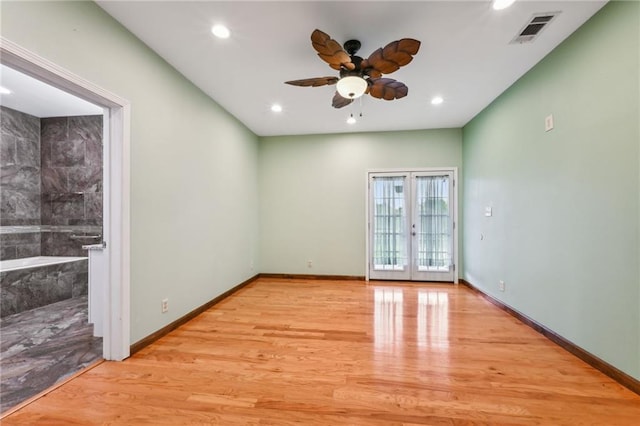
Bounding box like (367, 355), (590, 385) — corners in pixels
(373, 178), (407, 269)
(372, 176), (451, 271)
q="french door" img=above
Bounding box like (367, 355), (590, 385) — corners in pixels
(368, 170), (456, 282)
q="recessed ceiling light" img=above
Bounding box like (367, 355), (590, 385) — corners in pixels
(271, 104), (282, 113)
(347, 114), (356, 125)
(211, 24), (230, 39)
(492, 0), (516, 10)
(0, 86), (12, 95)
(431, 96), (444, 105)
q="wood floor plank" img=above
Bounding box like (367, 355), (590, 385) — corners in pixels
(3, 278), (639, 425)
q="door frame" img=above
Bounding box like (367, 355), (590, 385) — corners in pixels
(365, 167), (458, 283)
(1, 37), (131, 360)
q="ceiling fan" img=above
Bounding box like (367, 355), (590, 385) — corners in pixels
(285, 29), (421, 109)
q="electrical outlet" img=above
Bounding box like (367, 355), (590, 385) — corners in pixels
(161, 298), (169, 313)
(499, 280), (505, 292)
(307, 260), (313, 268)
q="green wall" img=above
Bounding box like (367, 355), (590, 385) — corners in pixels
(1, 1), (261, 343)
(259, 129), (462, 276)
(3, 0), (638, 382)
(462, 1), (639, 379)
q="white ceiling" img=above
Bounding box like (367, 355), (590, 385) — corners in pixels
(96, 0), (606, 136)
(0, 64), (103, 118)
(5, 1), (607, 135)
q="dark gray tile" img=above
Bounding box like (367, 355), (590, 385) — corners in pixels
(0, 190), (41, 222)
(68, 167), (101, 193)
(0, 165), (40, 193)
(40, 117), (68, 142)
(41, 195), (52, 224)
(0, 296), (102, 413)
(16, 137), (40, 167)
(51, 196), (84, 222)
(70, 271), (88, 297)
(69, 116), (102, 143)
(0, 107), (40, 141)
(85, 192), (103, 221)
(16, 244), (41, 258)
(68, 218), (102, 226)
(1, 134), (17, 166)
(40, 134), (52, 168)
(41, 232), (85, 257)
(51, 139), (84, 167)
(60, 260), (87, 274)
(85, 138), (103, 168)
(41, 167), (68, 193)
(0, 232), (40, 247)
(1, 246), (17, 261)
(0, 268), (57, 317)
(40, 232), (54, 254)
(0, 263), (87, 318)
(58, 268), (89, 297)
(0, 232), (41, 261)
(0, 219), (40, 226)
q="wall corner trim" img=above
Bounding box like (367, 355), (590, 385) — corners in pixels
(460, 279), (640, 396)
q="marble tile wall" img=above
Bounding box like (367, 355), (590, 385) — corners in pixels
(0, 111), (103, 260)
(40, 115), (103, 256)
(0, 259), (88, 318)
(0, 232), (41, 260)
(0, 106), (42, 227)
(1, 107), (43, 260)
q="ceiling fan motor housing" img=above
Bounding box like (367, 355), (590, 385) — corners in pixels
(343, 39), (361, 55)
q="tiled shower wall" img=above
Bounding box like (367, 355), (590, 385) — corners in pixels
(41, 116), (103, 256)
(0, 106), (103, 260)
(0, 107), (42, 259)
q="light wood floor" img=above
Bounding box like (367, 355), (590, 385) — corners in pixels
(3, 278), (639, 425)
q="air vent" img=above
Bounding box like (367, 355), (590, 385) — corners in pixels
(510, 12), (560, 44)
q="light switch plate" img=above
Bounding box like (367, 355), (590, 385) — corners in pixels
(545, 114), (554, 132)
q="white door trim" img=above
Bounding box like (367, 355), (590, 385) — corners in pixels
(365, 167), (458, 284)
(1, 37), (131, 360)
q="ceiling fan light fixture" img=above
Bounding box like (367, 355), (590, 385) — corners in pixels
(336, 76), (367, 99)
(347, 114), (357, 125)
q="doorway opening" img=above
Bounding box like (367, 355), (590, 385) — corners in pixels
(0, 39), (130, 352)
(0, 37), (130, 412)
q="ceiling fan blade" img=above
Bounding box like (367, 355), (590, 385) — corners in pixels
(368, 78), (408, 101)
(285, 77), (339, 87)
(332, 92), (354, 109)
(364, 69), (383, 79)
(362, 38), (421, 75)
(311, 29), (356, 71)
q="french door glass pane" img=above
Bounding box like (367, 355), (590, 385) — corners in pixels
(415, 175), (451, 271)
(372, 177), (407, 271)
